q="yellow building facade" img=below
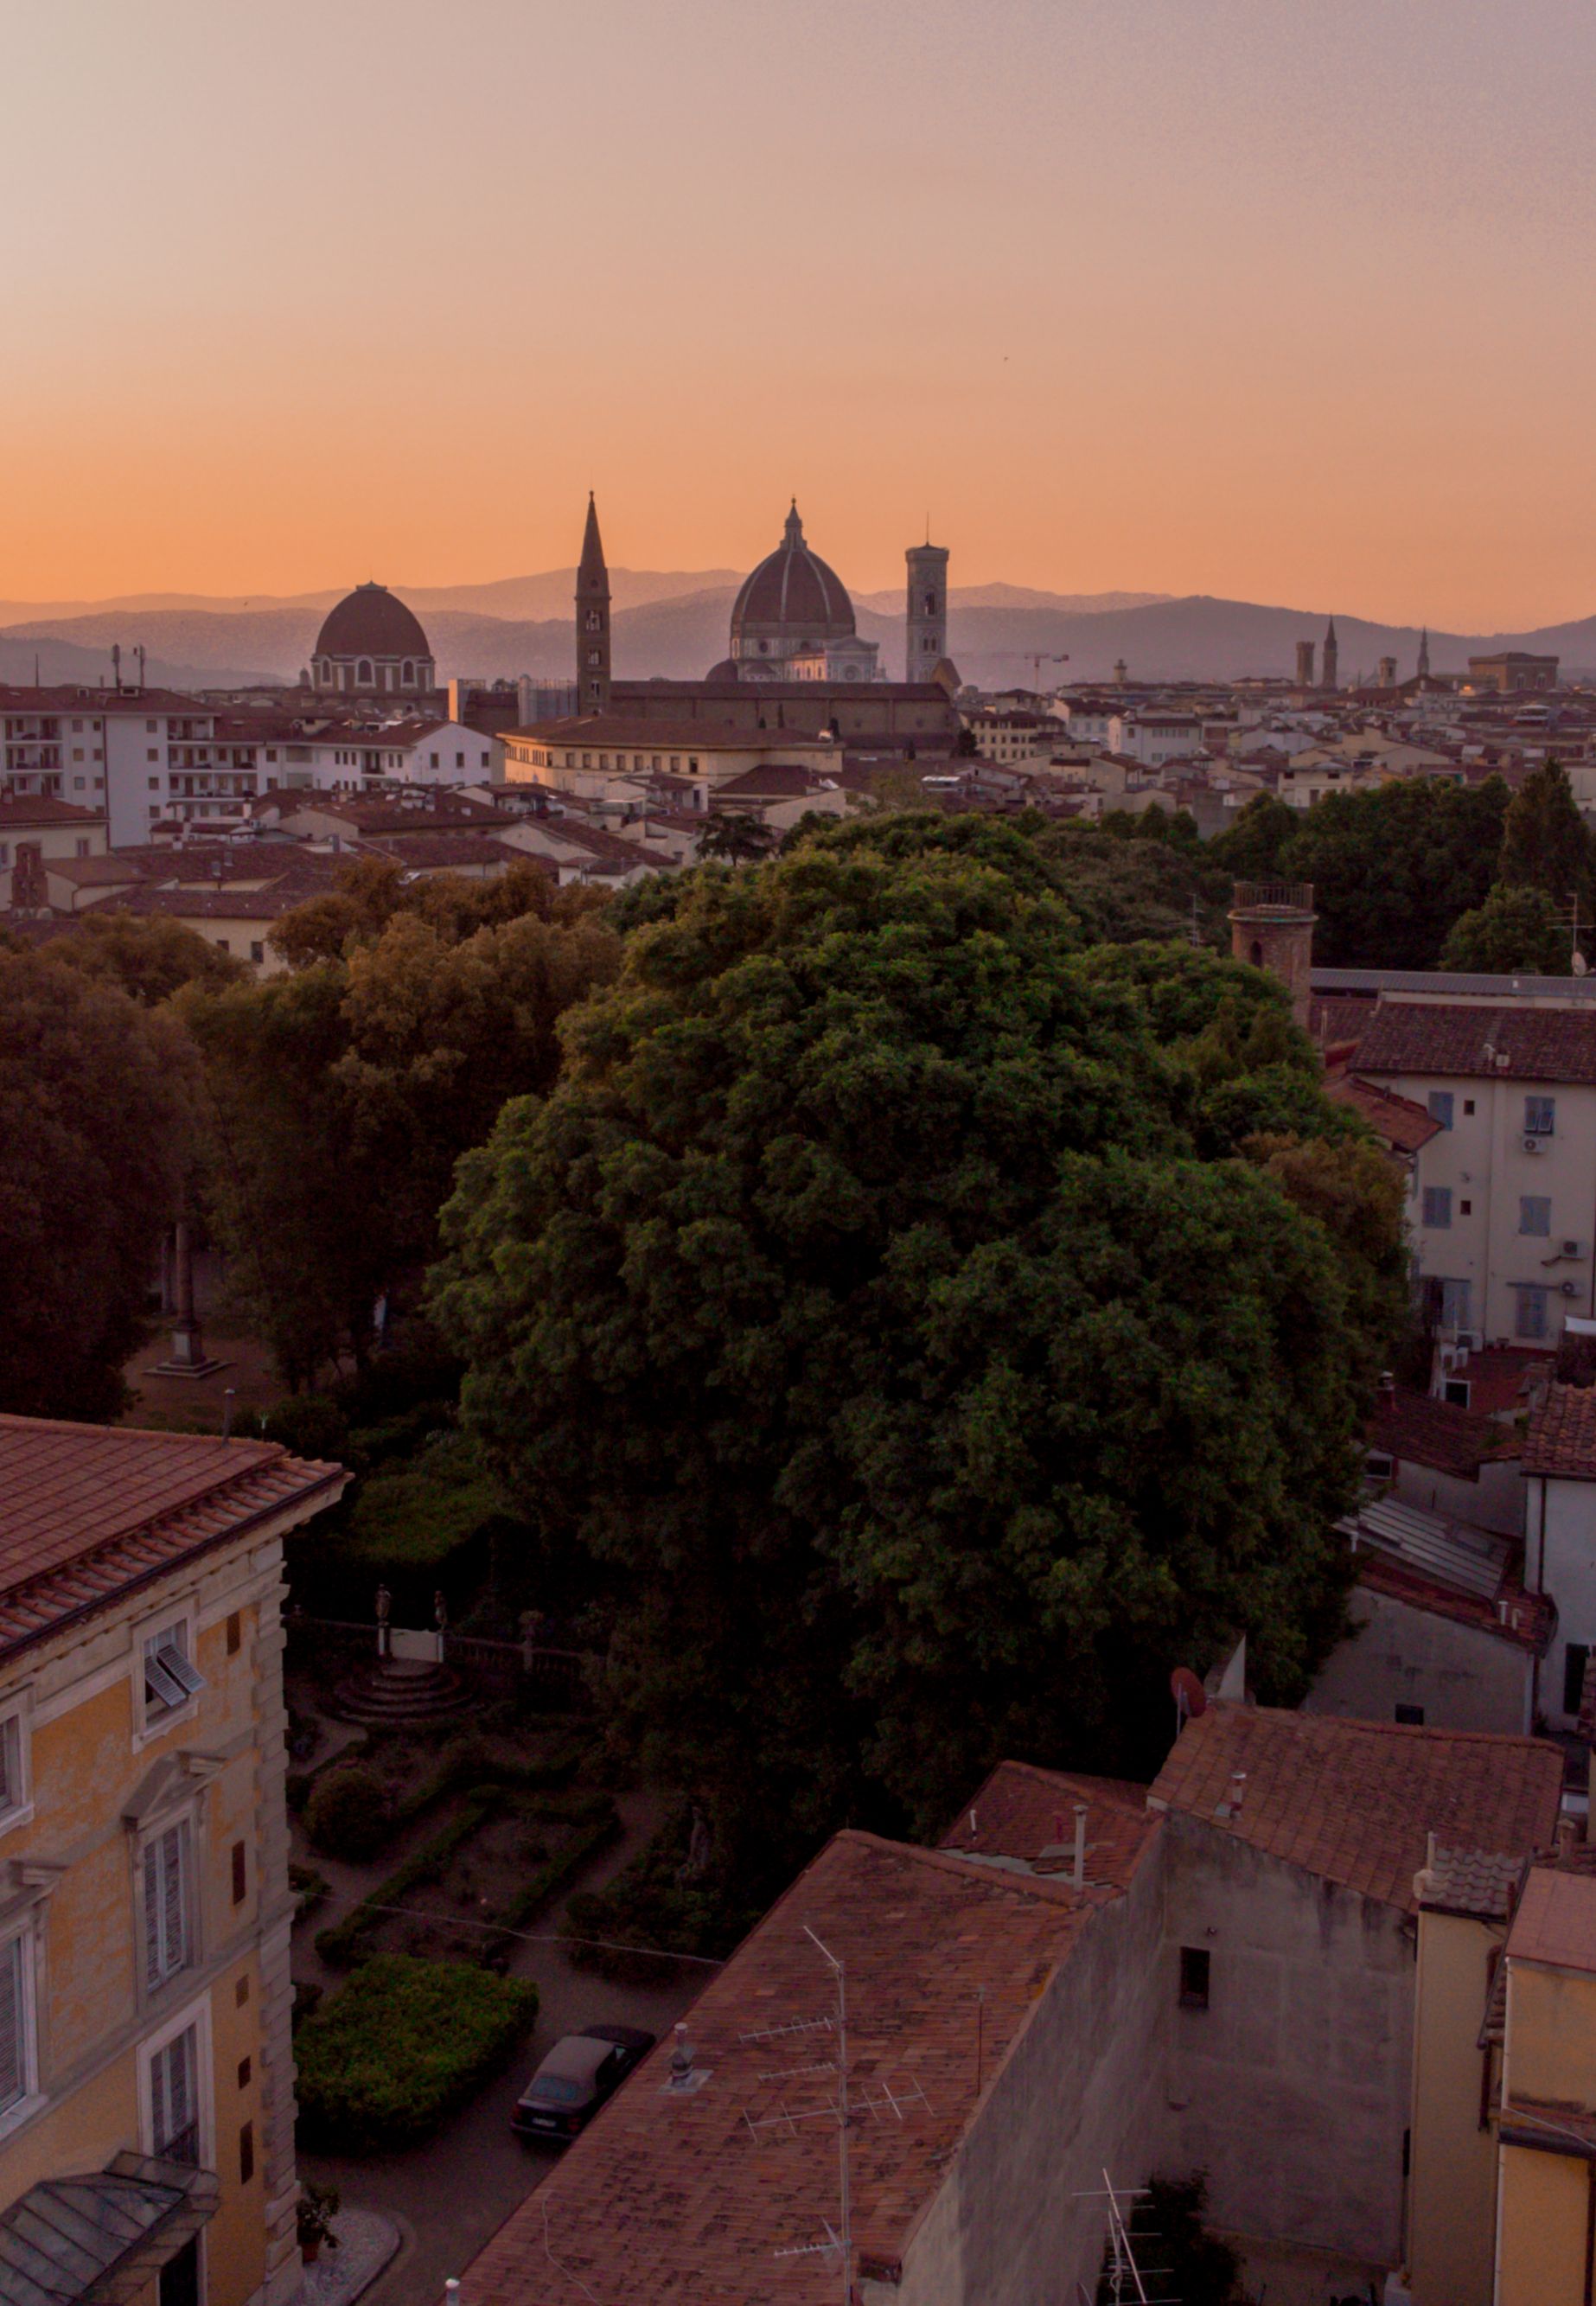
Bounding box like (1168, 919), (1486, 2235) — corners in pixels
(1496, 1868), (1596, 2306)
(0, 1417), (344, 2306)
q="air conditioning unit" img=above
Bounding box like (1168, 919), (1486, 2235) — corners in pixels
(1562, 1281), (1582, 1298)
(1565, 1241), (1588, 1260)
(1523, 1136), (1544, 1153)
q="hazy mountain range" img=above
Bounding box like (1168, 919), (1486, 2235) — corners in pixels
(2, 569), (1593, 696)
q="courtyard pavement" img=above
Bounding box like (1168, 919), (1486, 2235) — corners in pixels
(293, 1786), (707, 2306)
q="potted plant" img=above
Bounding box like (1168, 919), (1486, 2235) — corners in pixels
(297, 2181), (341, 2264)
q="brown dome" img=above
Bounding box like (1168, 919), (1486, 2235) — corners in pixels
(730, 504), (855, 654)
(314, 583), (431, 663)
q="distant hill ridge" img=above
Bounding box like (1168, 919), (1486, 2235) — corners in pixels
(3, 572), (1593, 693)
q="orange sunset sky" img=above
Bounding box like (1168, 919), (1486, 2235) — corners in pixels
(5, 0), (1593, 629)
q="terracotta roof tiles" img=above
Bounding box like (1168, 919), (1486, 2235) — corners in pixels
(1523, 1383), (1596, 1479)
(1506, 1866), (1596, 1974)
(941, 1759), (1159, 1892)
(0, 1416), (345, 1659)
(1355, 1001), (1596, 1085)
(1148, 1704), (1563, 1913)
(459, 1830), (1090, 2306)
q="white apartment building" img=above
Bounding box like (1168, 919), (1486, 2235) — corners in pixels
(1107, 712), (1203, 766)
(956, 708), (1059, 765)
(2, 687), (499, 849)
(1353, 999), (1596, 1348)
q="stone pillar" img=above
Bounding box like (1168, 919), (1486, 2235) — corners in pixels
(1229, 881), (1318, 1030)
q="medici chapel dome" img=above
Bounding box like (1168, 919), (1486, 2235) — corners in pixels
(310, 582), (436, 696)
(729, 502), (857, 661)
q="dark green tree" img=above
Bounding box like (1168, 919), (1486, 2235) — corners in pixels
(695, 814), (778, 866)
(433, 844), (1399, 1848)
(48, 911), (247, 1004)
(1498, 760), (1592, 911)
(0, 952), (194, 1418)
(1440, 884), (1573, 976)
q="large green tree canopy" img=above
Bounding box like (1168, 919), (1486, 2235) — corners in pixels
(434, 837), (1403, 1841)
(0, 951), (194, 1419)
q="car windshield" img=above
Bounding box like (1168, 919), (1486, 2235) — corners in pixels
(527, 2078), (586, 2105)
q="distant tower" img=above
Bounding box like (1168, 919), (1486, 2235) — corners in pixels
(1294, 640), (1316, 687)
(1113, 657), (1128, 688)
(1229, 880), (1318, 1029)
(1376, 655), (1397, 689)
(1321, 618), (1338, 693)
(577, 493), (611, 715)
(904, 539), (949, 683)
(1417, 626), (1431, 680)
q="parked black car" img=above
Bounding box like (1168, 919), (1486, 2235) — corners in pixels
(511, 2025), (657, 2141)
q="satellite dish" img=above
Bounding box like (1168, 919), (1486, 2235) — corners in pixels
(1171, 1666), (1207, 1724)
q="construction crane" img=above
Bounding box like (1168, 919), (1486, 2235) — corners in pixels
(1029, 652), (1069, 692)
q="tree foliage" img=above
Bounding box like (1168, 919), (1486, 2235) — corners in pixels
(1440, 883), (1573, 976)
(47, 911), (247, 1005)
(1498, 760), (1592, 910)
(0, 951), (194, 1418)
(1210, 778), (1510, 968)
(267, 853), (591, 968)
(433, 838), (1401, 1847)
(184, 887), (619, 1387)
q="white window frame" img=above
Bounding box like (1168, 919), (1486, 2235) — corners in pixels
(0, 1694), (34, 1840)
(142, 1816), (195, 1996)
(0, 1920), (41, 2140)
(138, 1989), (214, 2175)
(135, 1608), (204, 1748)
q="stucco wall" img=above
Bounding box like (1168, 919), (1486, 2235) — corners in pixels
(1537, 1475), (1596, 1728)
(1407, 1907), (1500, 2306)
(0, 1532), (299, 2306)
(1305, 1584), (1533, 1735)
(876, 1843), (1172, 2306)
(1161, 1813), (1415, 2265)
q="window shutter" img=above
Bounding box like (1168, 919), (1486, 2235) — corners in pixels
(144, 1839), (163, 1988)
(0, 1939), (22, 2111)
(0, 1717), (17, 1812)
(163, 1827), (186, 1976)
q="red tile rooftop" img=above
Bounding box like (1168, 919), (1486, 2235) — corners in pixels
(1369, 1387), (1519, 1479)
(942, 1758), (1159, 1892)
(1149, 1704), (1563, 1913)
(1506, 1865), (1596, 1975)
(459, 1830), (1089, 2306)
(0, 1415), (346, 1658)
(1523, 1383), (1596, 1479)
(1355, 1000), (1596, 1085)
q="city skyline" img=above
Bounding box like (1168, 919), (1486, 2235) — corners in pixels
(4, 0), (1593, 625)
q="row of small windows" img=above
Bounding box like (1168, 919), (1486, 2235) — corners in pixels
(1427, 1091), (1555, 1134)
(1421, 1188), (1556, 1236)
(523, 747), (699, 775)
(313, 658), (432, 689)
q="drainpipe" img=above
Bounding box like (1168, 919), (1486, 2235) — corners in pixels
(1072, 1804), (1088, 1891)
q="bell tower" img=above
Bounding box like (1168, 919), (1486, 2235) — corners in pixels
(904, 540), (949, 682)
(577, 492), (611, 715)
(1321, 616), (1338, 693)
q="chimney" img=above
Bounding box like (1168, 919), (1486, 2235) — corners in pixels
(1072, 1803), (1088, 1890)
(1229, 1771), (1246, 1815)
(668, 2022), (694, 2088)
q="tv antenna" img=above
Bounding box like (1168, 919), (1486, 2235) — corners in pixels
(740, 1925), (930, 2299)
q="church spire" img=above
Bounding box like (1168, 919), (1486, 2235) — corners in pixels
(576, 491), (611, 716)
(1321, 616), (1339, 693)
(1417, 625), (1431, 680)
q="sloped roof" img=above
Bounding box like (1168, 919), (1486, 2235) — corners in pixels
(1507, 1865), (1596, 1974)
(1355, 1001), (1596, 1085)
(1324, 1070), (1441, 1154)
(1148, 1704), (1563, 1913)
(459, 1830), (1091, 2306)
(941, 1758), (1159, 1892)
(0, 1417), (345, 1658)
(1368, 1387), (1516, 1479)
(1524, 1383), (1596, 1479)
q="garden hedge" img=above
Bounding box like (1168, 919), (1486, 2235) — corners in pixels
(294, 1954), (537, 2150)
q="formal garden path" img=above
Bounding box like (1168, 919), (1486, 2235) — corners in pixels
(288, 1700), (704, 2306)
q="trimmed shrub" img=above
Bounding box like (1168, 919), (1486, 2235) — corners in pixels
(316, 1785), (506, 1967)
(303, 1766), (393, 1862)
(294, 1954), (537, 2150)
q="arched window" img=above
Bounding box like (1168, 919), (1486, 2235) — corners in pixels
(402, 661), (415, 687)
(1249, 939), (1264, 968)
(587, 649), (603, 668)
(357, 660), (373, 687)
(584, 611), (602, 633)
